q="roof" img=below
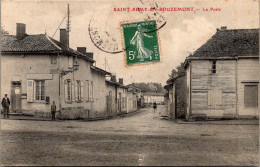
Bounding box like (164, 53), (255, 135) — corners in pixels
(1, 34), (95, 63)
(105, 80), (121, 86)
(45, 36), (95, 63)
(91, 66), (111, 75)
(163, 84), (172, 90)
(189, 28), (259, 59)
(166, 74), (185, 85)
(126, 84), (141, 91)
(143, 92), (164, 96)
(1, 34), (58, 53)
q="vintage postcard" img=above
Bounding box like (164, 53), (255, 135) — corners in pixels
(1, 0), (259, 166)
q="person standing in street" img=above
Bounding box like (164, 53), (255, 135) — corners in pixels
(153, 102), (157, 113)
(51, 101), (56, 121)
(2, 94), (10, 119)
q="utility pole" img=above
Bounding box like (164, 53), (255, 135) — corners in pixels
(66, 4), (71, 47)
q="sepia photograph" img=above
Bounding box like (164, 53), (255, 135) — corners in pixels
(0, 0), (259, 166)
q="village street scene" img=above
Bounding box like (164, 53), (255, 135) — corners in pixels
(1, 0), (259, 166)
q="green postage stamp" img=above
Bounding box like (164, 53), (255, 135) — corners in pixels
(122, 20), (160, 65)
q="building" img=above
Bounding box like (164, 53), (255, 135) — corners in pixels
(164, 74), (187, 119)
(126, 84), (141, 113)
(143, 92), (165, 104)
(105, 76), (128, 116)
(183, 27), (259, 120)
(1, 23), (113, 119)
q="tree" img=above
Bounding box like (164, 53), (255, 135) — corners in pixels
(168, 63), (185, 79)
(1, 26), (9, 36)
(133, 82), (164, 93)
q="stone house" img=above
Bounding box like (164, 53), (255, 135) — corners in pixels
(183, 27), (259, 120)
(1, 23), (111, 119)
(126, 85), (140, 113)
(105, 79), (140, 115)
(143, 92), (165, 104)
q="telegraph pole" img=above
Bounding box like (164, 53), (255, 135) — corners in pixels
(67, 4), (71, 47)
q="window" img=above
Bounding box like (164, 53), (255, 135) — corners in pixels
(65, 79), (72, 102)
(75, 80), (83, 102)
(210, 60), (217, 74)
(244, 85), (258, 108)
(86, 80), (93, 101)
(51, 56), (57, 65)
(121, 98), (127, 109)
(35, 80), (45, 101)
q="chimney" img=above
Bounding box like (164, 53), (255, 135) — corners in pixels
(77, 47), (86, 54)
(119, 78), (123, 84)
(16, 23), (26, 40)
(60, 29), (69, 47)
(86, 52), (94, 59)
(220, 26), (227, 31)
(111, 75), (117, 82)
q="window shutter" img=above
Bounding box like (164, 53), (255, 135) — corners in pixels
(215, 89), (223, 108)
(86, 80), (89, 101)
(71, 81), (75, 102)
(27, 80), (34, 102)
(64, 80), (68, 101)
(88, 81), (91, 101)
(81, 81), (84, 100)
(75, 81), (78, 101)
(91, 82), (94, 101)
(245, 85), (258, 107)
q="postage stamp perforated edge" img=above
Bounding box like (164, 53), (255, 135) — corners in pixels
(120, 19), (163, 68)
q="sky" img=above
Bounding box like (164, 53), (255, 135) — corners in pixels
(2, 0), (259, 85)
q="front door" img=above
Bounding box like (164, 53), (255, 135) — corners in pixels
(11, 81), (22, 113)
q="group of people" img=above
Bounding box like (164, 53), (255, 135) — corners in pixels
(1, 94), (57, 120)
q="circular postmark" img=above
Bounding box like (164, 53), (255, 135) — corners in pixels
(88, 0), (167, 54)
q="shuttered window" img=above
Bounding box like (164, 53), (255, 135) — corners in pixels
(244, 85), (258, 108)
(51, 56), (57, 65)
(210, 60), (217, 74)
(86, 80), (93, 102)
(64, 80), (72, 102)
(80, 81), (84, 101)
(75, 80), (83, 102)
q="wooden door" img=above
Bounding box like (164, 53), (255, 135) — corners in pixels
(11, 81), (22, 113)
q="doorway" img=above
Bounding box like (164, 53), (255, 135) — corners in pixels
(11, 81), (22, 113)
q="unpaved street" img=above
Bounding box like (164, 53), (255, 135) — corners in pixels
(1, 106), (259, 166)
